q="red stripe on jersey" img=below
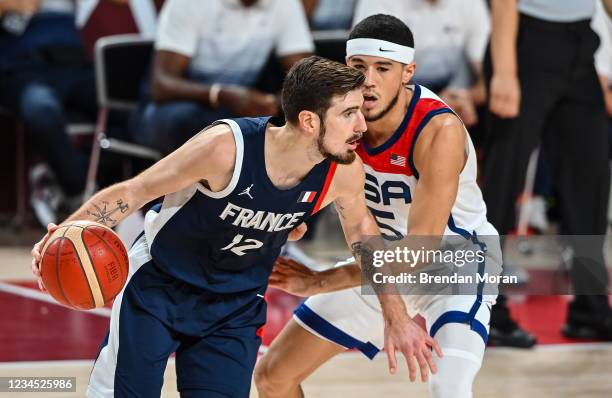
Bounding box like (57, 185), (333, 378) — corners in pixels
(311, 162), (338, 215)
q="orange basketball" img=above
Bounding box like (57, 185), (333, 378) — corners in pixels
(40, 220), (129, 310)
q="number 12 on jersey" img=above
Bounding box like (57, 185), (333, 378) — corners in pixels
(221, 234), (263, 256)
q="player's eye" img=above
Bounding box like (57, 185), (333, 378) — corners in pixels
(354, 64), (366, 70)
(377, 67), (389, 73)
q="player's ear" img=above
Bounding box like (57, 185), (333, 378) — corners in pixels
(297, 110), (319, 136)
(402, 62), (416, 85)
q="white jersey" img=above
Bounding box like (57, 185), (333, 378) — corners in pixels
(356, 84), (493, 240)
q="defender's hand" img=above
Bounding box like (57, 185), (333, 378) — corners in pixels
(384, 313), (443, 382)
(269, 256), (321, 297)
(31, 223), (59, 292)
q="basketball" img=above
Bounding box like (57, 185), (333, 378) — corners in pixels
(39, 220), (129, 310)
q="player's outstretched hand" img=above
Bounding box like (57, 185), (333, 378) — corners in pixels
(269, 256), (321, 297)
(384, 313), (443, 382)
(31, 223), (59, 292)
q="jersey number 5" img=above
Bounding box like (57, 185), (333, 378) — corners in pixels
(221, 234), (263, 256)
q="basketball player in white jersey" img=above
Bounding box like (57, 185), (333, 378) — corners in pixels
(255, 15), (502, 398)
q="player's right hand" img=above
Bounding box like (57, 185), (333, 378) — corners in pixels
(489, 72), (521, 118)
(218, 85), (279, 117)
(31, 223), (59, 292)
(384, 313), (443, 382)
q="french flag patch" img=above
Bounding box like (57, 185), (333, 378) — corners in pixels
(298, 191), (317, 203)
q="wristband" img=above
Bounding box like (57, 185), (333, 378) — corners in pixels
(209, 83), (222, 108)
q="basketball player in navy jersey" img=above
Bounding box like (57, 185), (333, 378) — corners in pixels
(30, 56), (439, 398)
(255, 15), (502, 398)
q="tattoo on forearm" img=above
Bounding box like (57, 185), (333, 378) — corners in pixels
(335, 203), (346, 219)
(86, 199), (129, 226)
(351, 241), (362, 259)
(352, 240), (374, 266)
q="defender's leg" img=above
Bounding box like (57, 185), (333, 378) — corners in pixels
(255, 319), (346, 398)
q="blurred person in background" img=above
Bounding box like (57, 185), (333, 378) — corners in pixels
(78, 0), (164, 58)
(593, 0), (612, 121)
(352, 0), (490, 127)
(484, 0), (612, 344)
(135, 0), (314, 154)
(302, 0), (356, 31)
(0, 0), (96, 226)
(0, 0), (155, 227)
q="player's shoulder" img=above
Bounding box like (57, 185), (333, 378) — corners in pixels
(416, 112), (466, 164)
(424, 112), (464, 135)
(188, 123), (237, 172)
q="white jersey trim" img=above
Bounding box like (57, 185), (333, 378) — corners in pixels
(197, 118), (245, 199)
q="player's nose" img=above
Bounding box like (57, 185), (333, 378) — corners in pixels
(355, 111), (367, 133)
(363, 67), (376, 88)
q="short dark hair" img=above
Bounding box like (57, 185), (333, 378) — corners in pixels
(281, 55), (365, 124)
(349, 14), (414, 48)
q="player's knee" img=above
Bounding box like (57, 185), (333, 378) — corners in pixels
(254, 355), (299, 396)
(429, 374), (472, 398)
(428, 353), (479, 398)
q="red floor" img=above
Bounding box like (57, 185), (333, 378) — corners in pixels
(0, 281), (608, 362)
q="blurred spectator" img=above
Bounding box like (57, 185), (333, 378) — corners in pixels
(303, 0), (356, 31)
(484, 0), (611, 343)
(593, 0), (612, 118)
(0, 0), (98, 226)
(523, 0), (612, 239)
(77, 0), (164, 58)
(135, 0), (314, 154)
(353, 0), (490, 126)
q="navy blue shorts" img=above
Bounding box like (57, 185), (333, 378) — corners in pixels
(87, 237), (266, 398)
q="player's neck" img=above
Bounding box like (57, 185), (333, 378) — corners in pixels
(264, 124), (323, 189)
(364, 87), (413, 147)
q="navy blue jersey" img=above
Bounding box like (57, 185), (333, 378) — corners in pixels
(143, 117), (336, 295)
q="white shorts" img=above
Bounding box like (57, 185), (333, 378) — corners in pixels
(294, 226), (501, 359)
(294, 288), (495, 359)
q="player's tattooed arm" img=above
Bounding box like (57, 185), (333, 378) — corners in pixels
(61, 182), (140, 228)
(86, 199), (130, 227)
(57, 124), (235, 229)
(335, 203), (347, 219)
(351, 241), (374, 267)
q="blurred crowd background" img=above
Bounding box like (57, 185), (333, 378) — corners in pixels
(1, 0), (612, 347)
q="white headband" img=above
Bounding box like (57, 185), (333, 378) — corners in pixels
(346, 38), (414, 64)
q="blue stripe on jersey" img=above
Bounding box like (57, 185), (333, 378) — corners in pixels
(144, 117), (333, 295)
